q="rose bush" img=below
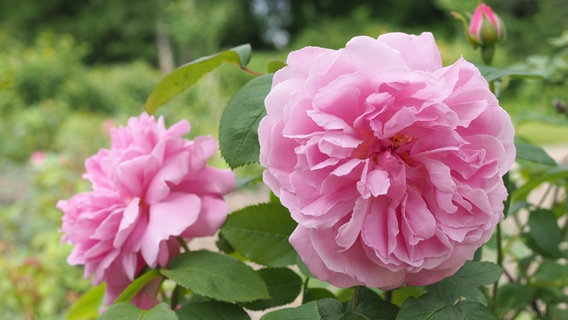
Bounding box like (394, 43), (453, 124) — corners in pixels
(57, 113), (235, 308)
(259, 32), (515, 289)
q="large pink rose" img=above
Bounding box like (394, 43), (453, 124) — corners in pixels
(58, 113), (235, 307)
(259, 32), (515, 289)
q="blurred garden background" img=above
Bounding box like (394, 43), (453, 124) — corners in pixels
(0, 0), (567, 318)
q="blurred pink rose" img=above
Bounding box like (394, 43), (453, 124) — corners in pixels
(58, 113), (235, 307)
(259, 32), (515, 289)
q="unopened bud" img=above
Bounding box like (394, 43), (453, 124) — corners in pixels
(468, 3), (506, 47)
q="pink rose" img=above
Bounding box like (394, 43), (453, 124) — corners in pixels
(259, 32), (515, 289)
(57, 113), (235, 307)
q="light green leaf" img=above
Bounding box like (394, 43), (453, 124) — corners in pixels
(515, 139), (556, 166)
(176, 301), (250, 320)
(66, 283), (105, 320)
(242, 268), (303, 311)
(144, 44), (252, 114)
(219, 74), (273, 168)
(267, 60), (286, 73)
(99, 302), (178, 320)
(528, 209), (562, 258)
(115, 269), (162, 304)
(476, 64), (542, 82)
(220, 202), (297, 267)
(533, 259), (568, 287)
(161, 251), (270, 303)
(397, 294), (464, 320)
(511, 165), (568, 201)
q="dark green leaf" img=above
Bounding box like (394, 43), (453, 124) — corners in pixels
(242, 268), (303, 311)
(397, 294), (464, 320)
(304, 288), (337, 303)
(115, 269), (162, 304)
(215, 232), (235, 254)
(495, 283), (537, 318)
(220, 202), (297, 267)
(533, 259), (568, 287)
(261, 300), (320, 320)
(476, 64), (542, 82)
(67, 283), (105, 320)
(176, 301), (250, 320)
(356, 300), (399, 320)
(161, 251), (270, 303)
(99, 302), (178, 320)
(219, 74), (273, 168)
(144, 44), (252, 113)
(316, 298), (346, 319)
(515, 139), (556, 166)
(528, 209), (562, 258)
(456, 301), (496, 320)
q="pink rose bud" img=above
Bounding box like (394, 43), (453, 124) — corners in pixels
(468, 3), (506, 47)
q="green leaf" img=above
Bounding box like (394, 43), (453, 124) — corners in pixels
(261, 300), (320, 320)
(533, 259), (568, 287)
(391, 286), (426, 307)
(515, 139), (556, 166)
(220, 202), (298, 267)
(144, 44), (252, 114)
(176, 301), (250, 320)
(315, 298), (345, 318)
(66, 283), (105, 320)
(161, 251), (270, 303)
(511, 165), (568, 202)
(476, 64), (542, 82)
(219, 74), (273, 168)
(267, 60), (286, 73)
(495, 283), (537, 318)
(115, 269), (162, 304)
(528, 209), (562, 258)
(355, 300), (399, 320)
(304, 288), (337, 303)
(99, 302), (178, 320)
(455, 301), (496, 320)
(397, 294), (464, 320)
(442, 261), (502, 288)
(242, 268), (303, 311)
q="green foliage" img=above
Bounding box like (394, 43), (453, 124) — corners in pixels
(161, 251), (270, 303)
(220, 202), (298, 267)
(242, 268), (303, 311)
(144, 44), (252, 114)
(176, 301), (250, 320)
(100, 302), (178, 320)
(66, 284), (105, 320)
(219, 74), (273, 168)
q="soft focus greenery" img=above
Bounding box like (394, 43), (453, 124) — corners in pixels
(1, 0), (567, 318)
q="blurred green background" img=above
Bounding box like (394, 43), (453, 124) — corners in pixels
(1, 0), (567, 318)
